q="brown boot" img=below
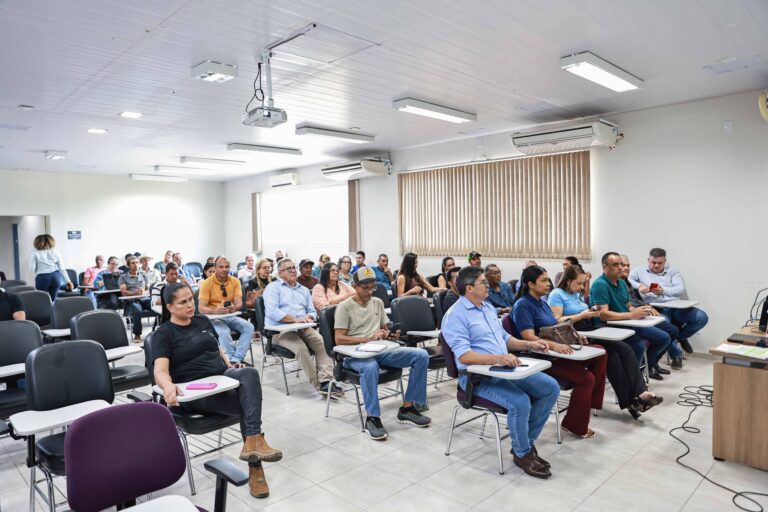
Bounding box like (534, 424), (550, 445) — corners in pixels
(240, 433), (283, 463)
(249, 465), (270, 498)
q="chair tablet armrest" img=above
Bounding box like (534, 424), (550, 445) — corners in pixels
(204, 458), (249, 487)
(127, 391), (153, 403)
(0, 421), (8, 436)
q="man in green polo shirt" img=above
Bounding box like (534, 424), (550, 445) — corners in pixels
(590, 252), (676, 380)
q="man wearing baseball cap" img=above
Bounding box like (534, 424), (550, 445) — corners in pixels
(468, 251), (482, 267)
(297, 259), (319, 290)
(334, 266), (431, 440)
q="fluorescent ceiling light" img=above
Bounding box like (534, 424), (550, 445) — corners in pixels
(191, 60), (238, 82)
(560, 52), (642, 92)
(154, 165), (219, 176)
(227, 143), (302, 155)
(87, 128), (108, 134)
(120, 111), (143, 119)
(179, 156), (246, 166)
(295, 125), (374, 144)
(131, 174), (187, 183)
(392, 98), (476, 123)
(44, 150), (68, 160)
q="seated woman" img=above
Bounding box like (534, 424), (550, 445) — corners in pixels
(396, 252), (446, 297)
(244, 258), (275, 309)
(436, 256), (456, 289)
(554, 256), (591, 301)
(512, 266), (607, 438)
(312, 261), (355, 311)
(547, 265), (662, 419)
(338, 255), (353, 285)
(203, 262), (216, 279)
(153, 283), (282, 499)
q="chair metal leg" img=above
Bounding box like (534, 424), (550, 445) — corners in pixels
(29, 466), (36, 512)
(324, 377), (334, 417)
(480, 413), (489, 436)
(398, 377), (405, 401)
(490, 412), (504, 474)
(179, 430), (197, 495)
(642, 351), (650, 384)
(45, 471), (55, 512)
(445, 405), (459, 455)
(554, 405), (562, 444)
(433, 368), (441, 389)
(260, 354), (266, 376)
(353, 385), (365, 431)
(279, 358), (290, 395)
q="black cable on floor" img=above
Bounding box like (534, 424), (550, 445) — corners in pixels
(669, 385), (768, 512)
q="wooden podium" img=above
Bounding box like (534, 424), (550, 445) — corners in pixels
(710, 327), (768, 471)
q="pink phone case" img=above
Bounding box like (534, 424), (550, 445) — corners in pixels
(186, 382), (217, 390)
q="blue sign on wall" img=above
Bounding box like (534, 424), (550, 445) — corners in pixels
(67, 230), (81, 240)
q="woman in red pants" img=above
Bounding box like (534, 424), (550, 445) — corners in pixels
(510, 266), (607, 438)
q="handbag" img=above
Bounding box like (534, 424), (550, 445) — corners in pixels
(539, 319), (583, 350)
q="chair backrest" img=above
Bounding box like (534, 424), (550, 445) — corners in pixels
(143, 332), (158, 386)
(508, 279), (519, 291)
(433, 290), (448, 327)
(426, 274), (440, 288)
(65, 402), (186, 512)
(317, 305), (338, 358)
(372, 284), (391, 308)
(438, 333), (460, 379)
(0, 279), (26, 288)
(102, 272), (121, 290)
(237, 261), (246, 270)
(17, 290), (52, 327)
(70, 310), (129, 350)
(0, 320), (43, 366)
(186, 262), (203, 278)
(501, 313), (516, 337)
(60, 268), (79, 290)
(51, 296), (94, 329)
(390, 296), (435, 332)
(78, 272), (86, 286)
(26, 340), (114, 411)
(6, 285), (35, 296)
(253, 296), (266, 332)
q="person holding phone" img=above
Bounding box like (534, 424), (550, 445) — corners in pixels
(153, 283), (281, 499)
(334, 267), (431, 441)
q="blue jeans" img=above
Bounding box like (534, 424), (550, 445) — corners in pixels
(634, 322), (678, 367)
(662, 307), (708, 341)
(212, 316), (254, 363)
(35, 272), (60, 301)
(459, 371), (560, 458)
(126, 298), (151, 336)
(343, 347), (429, 417)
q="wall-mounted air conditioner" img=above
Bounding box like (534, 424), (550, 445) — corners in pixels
(510, 119), (620, 155)
(321, 158), (391, 182)
(268, 171), (299, 188)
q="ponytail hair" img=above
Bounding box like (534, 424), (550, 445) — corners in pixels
(515, 265), (547, 300)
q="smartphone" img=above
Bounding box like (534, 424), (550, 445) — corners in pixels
(223, 301), (233, 307)
(186, 382), (217, 390)
(489, 364), (529, 372)
(649, 283), (659, 291)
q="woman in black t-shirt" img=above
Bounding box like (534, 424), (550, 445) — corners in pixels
(153, 283), (282, 499)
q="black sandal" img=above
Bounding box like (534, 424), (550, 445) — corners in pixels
(635, 395), (663, 412)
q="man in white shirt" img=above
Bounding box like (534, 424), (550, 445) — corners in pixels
(238, 253), (256, 282)
(628, 248), (708, 353)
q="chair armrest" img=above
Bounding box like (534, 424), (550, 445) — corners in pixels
(204, 458), (249, 487)
(0, 421), (8, 436)
(127, 391), (153, 403)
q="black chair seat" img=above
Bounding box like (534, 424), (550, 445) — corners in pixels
(0, 388), (27, 418)
(340, 365), (403, 386)
(553, 375), (574, 391)
(423, 345), (446, 369)
(36, 433), (67, 475)
(170, 409), (240, 436)
(269, 344), (297, 359)
(110, 365), (150, 392)
(456, 386), (507, 414)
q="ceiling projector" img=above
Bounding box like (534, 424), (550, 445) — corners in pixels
(242, 105), (287, 128)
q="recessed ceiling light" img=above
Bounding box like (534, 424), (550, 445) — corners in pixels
(87, 128), (108, 134)
(44, 150), (68, 160)
(191, 60), (238, 82)
(17, 104), (35, 110)
(131, 174), (188, 182)
(560, 52), (642, 92)
(226, 143), (302, 156)
(154, 165), (219, 176)
(392, 98), (477, 123)
(179, 156), (246, 166)
(295, 125), (374, 144)
(120, 111), (143, 119)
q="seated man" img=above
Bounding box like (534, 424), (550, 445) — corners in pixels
(198, 256), (254, 365)
(118, 252), (133, 274)
(297, 259), (319, 289)
(93, 256), (122, 310)
(335, 267), (431, 440)
(173, 252), (196, 284)
(0, 286), (25, 321)
(590, 252), (678, 380)
(238, 253), (256, 282)
(441, 266), (560, 479)
(83, 254), (105, 287)
(312, 254), (331, 278)
(118, 256), (151, 342)
(139, 254), (161, 286)
(485, 264), (515, 313)
(372, 253), (394, 292)
(514, 260), (538, 293)
(441, 266), (462, 312)
(628, 248), (708, 354)
(151, 262), (193, 315)
(351, 251), (366, 273)
(467, 251), (482, 267)
(263, 258), (337, 396)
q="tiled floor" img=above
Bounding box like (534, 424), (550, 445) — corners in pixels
(2, 347), (767, 511)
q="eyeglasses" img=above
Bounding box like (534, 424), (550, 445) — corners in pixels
(219, 284), (228, 297)
(359, 284), (377, 292)
(280, 266), (297, 272)
(471, 279), (488, 286)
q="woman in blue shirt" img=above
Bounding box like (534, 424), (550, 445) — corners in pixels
(29, 234), (72, 300)
(547, 265), (662, 419)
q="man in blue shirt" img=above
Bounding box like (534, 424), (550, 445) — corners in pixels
(263, 258), (337, 397)
(173, 252), (197, 286)
(351, 250), (366, 273)
(484, 264), (515, 313)
(628, 248), (708, 354)
(372, 253), (394, 291)
(441, 266), (559, 479)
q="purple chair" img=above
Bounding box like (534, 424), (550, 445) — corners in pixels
(440, 333), (509, 474)
(65, 401), (248, 512)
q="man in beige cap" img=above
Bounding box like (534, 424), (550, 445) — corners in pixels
(139, 254), (161, 286)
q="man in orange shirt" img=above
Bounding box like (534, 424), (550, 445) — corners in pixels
(198, 256), (254, 365)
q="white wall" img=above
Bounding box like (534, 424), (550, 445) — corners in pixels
(223, 89), (768, 351)
(0, 217), (15, 280)
(0, 170), (226, 276)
